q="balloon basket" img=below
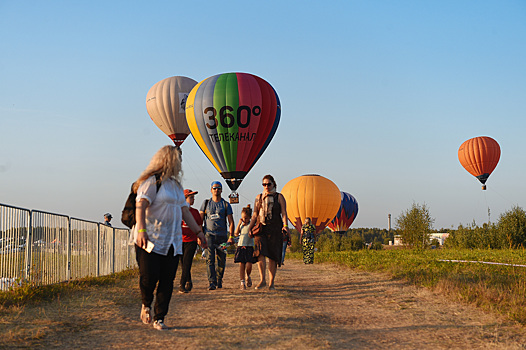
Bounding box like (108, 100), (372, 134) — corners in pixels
(229, 192), (239, 204)
(482, 184), (487, 190)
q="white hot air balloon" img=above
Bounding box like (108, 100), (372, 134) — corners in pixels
(146, 76), (198, 146)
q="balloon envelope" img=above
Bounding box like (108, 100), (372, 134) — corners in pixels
(146, 76), (198, 146)
(327, 192), (359, 232)
(185, 72), (281, 191)
(458, 136), (500, 189)
(281, 174), (341, 233)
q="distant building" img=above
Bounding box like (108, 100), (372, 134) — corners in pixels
(392, 233), (449, 246)
(429, 232), (449, 246)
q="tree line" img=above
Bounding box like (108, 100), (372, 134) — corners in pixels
(285, 203), (526, 252)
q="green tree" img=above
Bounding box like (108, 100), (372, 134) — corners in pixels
(395, 203), (434, 249)
(497, 205), (526, 248)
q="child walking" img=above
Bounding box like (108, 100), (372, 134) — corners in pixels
(233, 205), (256, 290)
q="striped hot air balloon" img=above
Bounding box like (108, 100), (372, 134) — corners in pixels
(185, 72), (281, 192)
(327, 192), (359, 233)
(458, 136), (500, 190)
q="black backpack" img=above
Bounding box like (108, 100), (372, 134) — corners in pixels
(121, 174), (161, 228)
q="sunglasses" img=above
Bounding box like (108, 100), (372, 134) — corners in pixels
(262, 183), (273, 187)
(212, 187), (222, 190)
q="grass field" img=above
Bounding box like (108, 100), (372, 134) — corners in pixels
(2, 248), (526, 327)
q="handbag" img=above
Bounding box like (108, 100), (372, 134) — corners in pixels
(251, 220), (262, 236)
(250, 194), (263, 236)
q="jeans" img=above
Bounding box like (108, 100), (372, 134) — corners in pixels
(179, 241), (198, 288)
(135, 244), (180, 321)
(281, 241), (287, 265)
(205, 234), (227, 284)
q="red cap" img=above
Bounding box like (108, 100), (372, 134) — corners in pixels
(184, 189), (198, 197)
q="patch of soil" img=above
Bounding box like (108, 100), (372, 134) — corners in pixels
(1, 258), (526, 349)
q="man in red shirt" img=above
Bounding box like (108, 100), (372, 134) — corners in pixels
(179, 189), (207, 293)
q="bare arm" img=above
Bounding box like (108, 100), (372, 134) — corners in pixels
(135, 198), (149, 249)
(234, 219), (242, 236)
(226, 214), (234, 244)
(279, 193), (289, 235)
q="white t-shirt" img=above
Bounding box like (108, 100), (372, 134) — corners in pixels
(129, 176), (188, 256)
(237, 223), (254, 247)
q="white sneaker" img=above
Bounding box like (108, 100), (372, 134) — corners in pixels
(140, 305), (151, 324)
(153, 319), (168, 330)
(240, 280), (246, 290)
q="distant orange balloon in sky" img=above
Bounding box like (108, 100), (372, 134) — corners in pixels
(281, 174), (341, 233)
(458, 136), (500, 190)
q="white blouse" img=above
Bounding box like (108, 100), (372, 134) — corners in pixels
(129, 175), (188, 256)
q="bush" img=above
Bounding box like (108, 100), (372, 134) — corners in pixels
(497, 206), (526, 249)
(395, 203), (434, 249)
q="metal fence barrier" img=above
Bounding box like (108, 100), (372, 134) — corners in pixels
(0, 203), (136, 291)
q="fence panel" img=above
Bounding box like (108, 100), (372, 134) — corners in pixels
(70, 218), (99, 279)
(30, 210), (70, 285)
(0, 204), (30, 290)
(114, 228), (134, 272)
(1, 203), (134, 289)
(99, 224), (114, 276)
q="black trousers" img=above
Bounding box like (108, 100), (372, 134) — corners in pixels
(135, 244), (180, 321)
(179, 241), (198, 288)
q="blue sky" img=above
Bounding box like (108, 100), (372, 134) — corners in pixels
(1, 1), (525, 229)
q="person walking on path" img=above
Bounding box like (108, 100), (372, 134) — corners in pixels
(233, 205), (256, 290)
(130, 145), (205, 331)
(200, 181), (234, 290)
(248, 174), (289, 290)
(301, 217), (316, 264)
(179, 189), (207, 293)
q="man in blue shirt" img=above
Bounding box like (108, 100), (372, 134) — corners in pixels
(200, 181), (234, 290)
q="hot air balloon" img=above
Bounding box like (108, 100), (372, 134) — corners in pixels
(281, 174), (341, 233)
(458, 136), (500, 190)
(327, 192), (359, 233)
(185, 72), (281, 198)
(146, 76), (198, 146)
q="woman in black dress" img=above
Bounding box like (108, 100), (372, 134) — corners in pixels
(248, 174), (289, 290)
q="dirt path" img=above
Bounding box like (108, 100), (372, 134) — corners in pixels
(2, 258), (526, 349)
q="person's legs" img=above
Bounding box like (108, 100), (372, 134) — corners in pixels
(239, 262), (246, 280)
(216, 245), (227, 287)
(268, 258), (277, 289)
(205, 235), (217, 284)
(179, 241), (197, 291)
(302, 238), (309, 264)
(281, 241), (287, 265)
(153, 246), (179, 322)
(307, 241), (315, 263)
(246, 262), (252, 278)
(255, 255), (266, 288)
(135, 245), (159, 308)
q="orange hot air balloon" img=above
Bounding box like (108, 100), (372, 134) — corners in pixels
(281, 174), (341, 233)
(146, 76), (198, 146)
(458, 136), (500, 190)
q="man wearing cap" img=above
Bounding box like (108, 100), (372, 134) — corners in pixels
(179, 189), (207, 293)
(103, 213), (112, 227)
(200, 181), (234, 290)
